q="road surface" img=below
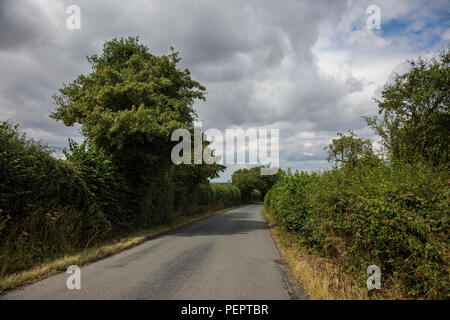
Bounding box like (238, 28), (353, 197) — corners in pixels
(2, 203), (305, 300)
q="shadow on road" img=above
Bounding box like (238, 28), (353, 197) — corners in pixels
(167, 204), (269, 237)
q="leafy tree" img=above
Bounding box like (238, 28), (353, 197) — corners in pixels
(231, 166), (282, 201)
(325, 130), (375, 168)
(365, 47), (449, 165)
(50, 36), (209, 220)
(51, 36), (206, 177)
(232, 168), (261, 202)
(256, 167), (283, 196)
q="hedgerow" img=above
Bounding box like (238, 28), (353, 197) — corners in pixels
(0, 121), (110, 274)
(0, 121), (241, 276)
(0, 38), (242, 277)
(265, 163), (449, 298)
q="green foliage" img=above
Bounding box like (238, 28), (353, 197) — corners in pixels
(63, 139), (131, 227)
(250, 189), (262, 202)
(210, 183), (242, 207)
(0, 37), (237, 278)
(48, 36), (230, 226)
(0, 37), (236, 275)
(0, 121), (110, 274)
(325, 130), (376, 168)
(231, 166), (282, 202)
(50, 36), (208, 221)
(51, 37), (205, 172)
(265, 171), (319, 233)
(169, 160), (226, 212)
(0, 120), (237, 275)
(265, 163), (449, 298)
(265, 48), (449, 299)
(180, 183), (241, 216)
(365, 46), (449, 165)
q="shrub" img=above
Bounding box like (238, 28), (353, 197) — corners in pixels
(183, 183), (241, 215)
(265, 163), (449, 298)
(64, 139), (131, 227)
(210, 183), (242, 207)
(0, 121), (110, 274)
(250, 189), (262, 202)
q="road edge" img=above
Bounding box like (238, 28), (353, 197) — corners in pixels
(259, 204), (309, 300)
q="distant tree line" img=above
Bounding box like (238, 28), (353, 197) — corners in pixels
(231, 166), (282, 202)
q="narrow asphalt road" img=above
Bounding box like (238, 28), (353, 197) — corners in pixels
(2, 203), (306, 300)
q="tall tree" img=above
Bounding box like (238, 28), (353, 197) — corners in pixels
(50, 37), (209, 220)
(365, 47), (449, 165)
(51, 36), (206, 176)
(325, 130), (374, 168)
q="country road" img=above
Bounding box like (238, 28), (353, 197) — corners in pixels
(1, 203), (306, 300)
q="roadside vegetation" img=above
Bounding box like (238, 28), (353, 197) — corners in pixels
(0, 37), (242, 282)
(265, 48), (449, 299)
(231, 166), (282, 202)
(0, 204), (239, 294)
(1, 36), (447, 300)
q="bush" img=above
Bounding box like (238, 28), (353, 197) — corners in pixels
(182, 183), (241, 215)
(231, 166), (282, 202)
(1, 38), (235, 277)
(265, 163), (449, 299)
(64, 139), (131, 227)
(210, 183), (242, 207)
(250, 189), (262, 202)
(0, 121), (110, 274)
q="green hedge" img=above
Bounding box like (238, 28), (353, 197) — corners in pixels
(250, 189), (262, 202)
(181, 183), (241, 215)
(0, 121), (241, 275)
(0, 122), (110, 274)
(265, 163), (449, 299)
(210, 183), (242, 206)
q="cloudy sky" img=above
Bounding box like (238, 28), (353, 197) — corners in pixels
(0, 0), (449, 181)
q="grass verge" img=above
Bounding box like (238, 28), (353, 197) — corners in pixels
(0, 205), (242, 295)
(262, 207), (369, 300)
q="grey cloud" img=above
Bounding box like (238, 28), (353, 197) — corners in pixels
(0, 0), (447, 179)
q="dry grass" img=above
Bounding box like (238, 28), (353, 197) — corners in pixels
(262, 208), (369, 300)
(0, 205), (241, 295)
